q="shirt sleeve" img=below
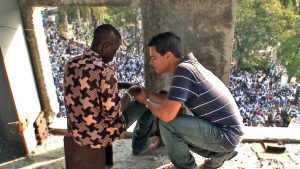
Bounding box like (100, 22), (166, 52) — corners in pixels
(167, 66), (195, 103)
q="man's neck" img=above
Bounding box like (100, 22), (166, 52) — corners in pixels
(169, 58), (181, 73)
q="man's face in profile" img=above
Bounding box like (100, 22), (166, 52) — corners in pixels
(149, 46), (169, 75)
(101, 41), (121, 63)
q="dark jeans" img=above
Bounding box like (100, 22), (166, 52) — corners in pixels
(159, 115), (230, 169)
(123, 101), (229, 169)
(122, 101), (154, 151)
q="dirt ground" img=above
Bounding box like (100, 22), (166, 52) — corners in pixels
(0, 133), (300, 169)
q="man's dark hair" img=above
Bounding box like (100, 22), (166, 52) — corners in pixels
(91, 24), (121, 47)
(148, 32), (183, 59)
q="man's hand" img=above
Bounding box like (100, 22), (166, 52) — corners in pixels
(127, 85), (142, 96)
(120, 85), (141, 112)
(120, 93), (131, 112)
(135, 87), (149, 104)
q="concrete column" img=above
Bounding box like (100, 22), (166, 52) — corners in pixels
(141, 0), (236, 90)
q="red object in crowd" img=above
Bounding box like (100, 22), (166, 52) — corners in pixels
(268, 94), (273, 100)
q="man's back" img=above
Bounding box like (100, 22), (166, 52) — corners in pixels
(167, 53), (244, 151)
(64, 50), (126, 149)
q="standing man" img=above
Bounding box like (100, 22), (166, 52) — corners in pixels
(64, 24), (159, 153)
(135, 32), (244, 169)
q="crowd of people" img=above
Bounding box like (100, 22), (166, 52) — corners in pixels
(43, 18), (299, 127)
(111, 51), (145, 86)
(229, 66), (300, 127)
(45, 24), (88, 116)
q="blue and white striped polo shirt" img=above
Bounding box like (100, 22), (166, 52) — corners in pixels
(167, 53), (244, 151)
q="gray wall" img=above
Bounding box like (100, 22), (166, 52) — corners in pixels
(0, 48), (17, 137)
(0, 0), (41, 149)
(141, 0), (236, 91)
(0, 0), (24, 140)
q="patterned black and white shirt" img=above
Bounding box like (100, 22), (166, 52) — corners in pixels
(64, 50), (126, 148)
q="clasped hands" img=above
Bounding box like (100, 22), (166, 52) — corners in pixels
(126, 85), (148, 104)
(120, 85), (148, 112)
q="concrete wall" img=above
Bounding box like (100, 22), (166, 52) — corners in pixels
(141, 0), (236, 90)
(0, 48), (18, 137)
(0, 0), (41, 152)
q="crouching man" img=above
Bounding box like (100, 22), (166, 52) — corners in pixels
(134, 32), (244, 169)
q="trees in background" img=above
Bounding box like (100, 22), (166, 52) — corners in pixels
(278, 0), (300, 81)
(52, 6), (141, 48)
(282, 0), (300, 14)
(234, 0), (299, 83)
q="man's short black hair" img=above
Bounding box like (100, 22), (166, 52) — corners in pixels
(91, 24), (121, 47)
(148, 32), (183, 59)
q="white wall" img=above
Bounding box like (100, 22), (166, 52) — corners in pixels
(0, 0), (41, 153)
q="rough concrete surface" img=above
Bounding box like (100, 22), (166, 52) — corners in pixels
(0, 133), (300, 169)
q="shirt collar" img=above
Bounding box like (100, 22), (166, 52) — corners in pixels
(84, 50), (100, 56)
(84, 50), (103, 61)
(182, 52), (198, 63)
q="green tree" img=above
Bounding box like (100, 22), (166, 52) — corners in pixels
(278, 22), (300, 81)
(234, 0), (295, 70)
(106, 7), (138, 27)
(57, 6), (68, 35)
(282, 0), (300, 14)
(89, 7), (109, 27)
(278, 0), (300, 82)
(106, 7), (142, 53)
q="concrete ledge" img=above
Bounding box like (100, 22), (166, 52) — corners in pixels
(49, 117), (300, 143)
(242, 126), (300, 143)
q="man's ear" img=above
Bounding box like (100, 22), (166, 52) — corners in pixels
(102, 42), (110, 51)
(96, 42), (105, 53)
(166, 51), (174, 60)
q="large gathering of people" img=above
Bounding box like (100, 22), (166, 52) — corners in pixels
(111, 25), (145, 86)
(229, 66), (300, 127)
(45, 24), (88, 116)
(43, 11), (299, 127)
